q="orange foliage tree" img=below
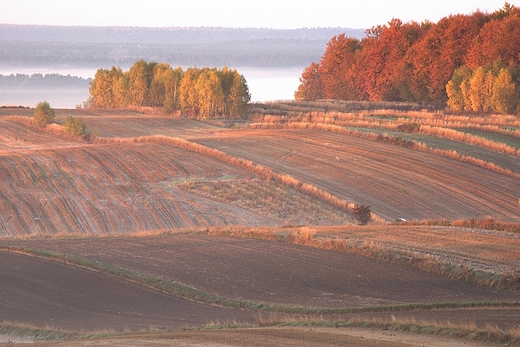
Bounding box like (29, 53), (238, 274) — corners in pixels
(88, 62), (250, 118)
(295, 3), (519, 111)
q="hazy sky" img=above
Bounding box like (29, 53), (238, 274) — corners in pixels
(0, 0), (511, 29)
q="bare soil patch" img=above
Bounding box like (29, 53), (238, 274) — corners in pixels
(0, 119), (79, 153)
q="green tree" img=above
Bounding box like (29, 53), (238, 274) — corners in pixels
(63, 116), (86, 136)
(33, 101), (55, 128)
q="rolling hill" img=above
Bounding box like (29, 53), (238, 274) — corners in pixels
(0, 103), (519, 346)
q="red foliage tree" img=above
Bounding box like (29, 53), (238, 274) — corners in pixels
(294, 62), (323, 101)
(294, 3), (517, 107)
(466, 15), (520, 69)
(403, 13), (486, 102)
(318, 34), (361, 100)
(359, 19), (424, 101)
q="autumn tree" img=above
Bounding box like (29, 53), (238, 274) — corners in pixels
(446, 59), (520, 114)
(466, 4), (520, 69)
(127, 60), (157, 106)
(446, 66), (473, 110)
(359, 19), (424, 101)
(149, 63), (183, 112)
(88, 67), (126, 108)
(179, 67), (202, 115)
(33, 101), (55, 128)
(294, 62), (323, 100)
(319, 34), (361, 100)
(225, 70), (251, 117)
(492, 68), (517, 114)
(195, 68), (224, 118)
(87, 60), (250, 118)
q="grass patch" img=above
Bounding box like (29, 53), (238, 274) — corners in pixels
(0, 321), (117, 341)
(181, 178), (352, 226)
(457, 128), (520, 149)
(0, 322), (76, 341)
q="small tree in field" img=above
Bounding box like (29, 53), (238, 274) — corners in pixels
(353, 204), (372, 225)
(33, 101), (55, 128)
(63, 116), (86, 137)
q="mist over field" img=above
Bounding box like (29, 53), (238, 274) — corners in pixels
(0, 67), (304, 108)
(0, 25), (365, 107)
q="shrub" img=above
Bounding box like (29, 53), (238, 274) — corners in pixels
(33, 101), (55, 128)
(63, 116), (86, 136)
(397, 123), (420, 133)
(353, 204), (372, 225)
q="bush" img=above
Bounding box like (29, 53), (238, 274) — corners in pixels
(353, 204), (372, 225)
(63, 116), (86, 137)
(33, 101), (55, 128)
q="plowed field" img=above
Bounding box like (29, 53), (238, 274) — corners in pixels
(193, 129), (520, 221)
(4, 234), (518, 309)
(1, 108), (519, 346)
(0, 140), (286, 235)
(1, 234), (518, 346)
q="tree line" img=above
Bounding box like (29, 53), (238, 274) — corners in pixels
(88, 60), (251, 118)
(0, 73), (91, 89)
(2, 26), (363, 69)
(295, 3), (520, 114)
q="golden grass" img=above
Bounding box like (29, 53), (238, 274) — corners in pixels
(181, 179), (352, 226)
(402, 217), (520, 233)
(249, 101), (520, 162)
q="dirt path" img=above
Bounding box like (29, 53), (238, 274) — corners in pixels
(9, 327), (497, 347)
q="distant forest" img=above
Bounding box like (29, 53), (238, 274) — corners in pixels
(0, 73), (91, 89)
(0, 25), (364, 68)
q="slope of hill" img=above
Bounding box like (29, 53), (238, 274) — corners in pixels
(0, 103), (519, 346)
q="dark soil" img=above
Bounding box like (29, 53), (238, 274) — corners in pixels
(3, 234), (518, 309)
(0, 251), (256, 332)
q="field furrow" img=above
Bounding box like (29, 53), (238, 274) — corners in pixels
(0, 142), (284, 235)
(192, 129), (520, 221)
